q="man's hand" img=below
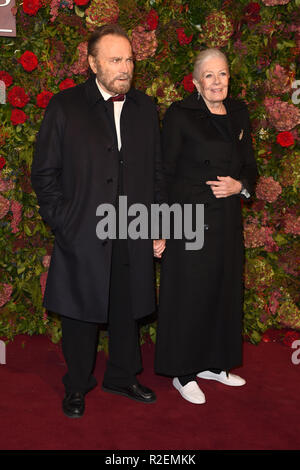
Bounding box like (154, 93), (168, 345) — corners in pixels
(206, 176), (242, 198)
(153, 239), (166, 258)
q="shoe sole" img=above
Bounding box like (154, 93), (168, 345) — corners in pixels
(62, 409), (84, 418)
(101, 385), (157, 404)
(196, 374), (246, 386)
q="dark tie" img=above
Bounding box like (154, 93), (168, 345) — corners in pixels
(108, 94), (125, 102)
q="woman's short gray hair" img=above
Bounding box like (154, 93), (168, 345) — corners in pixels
(192, 48), (229, 80)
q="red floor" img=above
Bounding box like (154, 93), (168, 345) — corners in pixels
(0, 334), (299, 450)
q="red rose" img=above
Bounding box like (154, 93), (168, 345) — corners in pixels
(276, 131), (294, 147)
(19, 51), (38, 72)
(74, 0), (90, 5)
(0, 71), (13, 88)
(36, 91), (54, 108)
(146, 9), (159, 31)
(7, 86), (29, 108)
(0, 156), (6, 170)
(182, 73), (195, 93)
(244, 2), (261, 24)
(176, 28), (193, 46)
(23, 0), (41, 15)
(283, 330), (300, 347)
(11, 109), (28, 125)
(59, 78), (76, 91)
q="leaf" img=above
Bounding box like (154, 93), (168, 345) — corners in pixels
(17, 266), (26, 275)
(74, 5), (85, 17)
(24, 224), (32, 236)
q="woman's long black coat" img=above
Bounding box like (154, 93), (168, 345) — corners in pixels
(155, 93), (258, 376)
(31, 77), (166, 323)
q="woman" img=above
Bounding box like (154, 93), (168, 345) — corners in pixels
(155, 49), (258, 404)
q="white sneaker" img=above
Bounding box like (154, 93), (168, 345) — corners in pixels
(196, 370), (246, 387)
(172, 378), (206, 404)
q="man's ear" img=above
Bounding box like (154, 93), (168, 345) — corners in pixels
(88, 55), (97, 75)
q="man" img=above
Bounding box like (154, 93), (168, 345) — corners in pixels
(31, 24), (166, 418)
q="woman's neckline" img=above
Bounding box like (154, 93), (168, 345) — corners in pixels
(210, 112), (228, 117)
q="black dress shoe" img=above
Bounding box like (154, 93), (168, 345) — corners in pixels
(102, 382), (156, 403)
(62, 392), (85, 418)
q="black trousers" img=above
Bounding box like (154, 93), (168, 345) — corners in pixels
(61, 239), (142, 394)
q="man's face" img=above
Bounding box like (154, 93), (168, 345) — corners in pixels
(88, 34), (134, 95)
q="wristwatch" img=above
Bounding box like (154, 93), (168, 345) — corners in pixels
(239, 181), (250, 199)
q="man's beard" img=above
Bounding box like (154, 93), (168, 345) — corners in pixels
(97, 69), (133, 95)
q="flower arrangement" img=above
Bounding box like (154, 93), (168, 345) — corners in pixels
(0, 0), (299, 346)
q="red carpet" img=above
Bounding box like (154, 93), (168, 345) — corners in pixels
(0, 334), (299, 451)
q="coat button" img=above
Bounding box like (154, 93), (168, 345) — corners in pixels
(106, 177), (113, 183)
(107, 146), (113, 152)
(204, 159), (210, 165)
(102, 240), (108, 246)
(204, 224), (209, 230)
(119, 159), (124, 165)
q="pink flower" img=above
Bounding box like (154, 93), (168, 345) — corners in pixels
(0, 194), (10, 219)
(50, 0), (73, 22)
(264, 97), (300, 131)
(256, 176), (282, 203)
(265, 64), (293, 96)
(0, 177), (15, 192)
(0, 283), (13, 307)
(10, 200), (22, 233)
(283, 213), (300, 236)
(132, 26), (158, 61)
(268, 290), (281, 315)
(69, 42), (88, 75)
(243, 223), (278, 252)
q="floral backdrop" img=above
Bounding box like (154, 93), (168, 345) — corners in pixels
(0, 0), (299, 350)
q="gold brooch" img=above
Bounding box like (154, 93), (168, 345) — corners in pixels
(239, 129), (244, 140)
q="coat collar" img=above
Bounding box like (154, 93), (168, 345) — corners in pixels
(84, 75), (139, 108)
(177, 91), (245, 116)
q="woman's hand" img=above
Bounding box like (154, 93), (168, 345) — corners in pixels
(206, 176), (242, 198)
(153, 239), (166, 258)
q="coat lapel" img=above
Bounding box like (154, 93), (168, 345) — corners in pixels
(84, 76), (117, 146)
(183, 93), (243, 177)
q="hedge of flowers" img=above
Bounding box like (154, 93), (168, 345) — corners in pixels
(0, 0), (299, 348)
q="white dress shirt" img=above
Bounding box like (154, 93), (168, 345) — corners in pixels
(95, 78), (125, 151)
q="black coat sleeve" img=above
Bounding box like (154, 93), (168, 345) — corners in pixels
(238, 105), (259, 200)
(31, 95), (69, 232)
(153, 108), (168, 205)
(161, 103), (183, 199)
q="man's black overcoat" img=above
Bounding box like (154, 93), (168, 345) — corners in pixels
(31, 77), (166, 323)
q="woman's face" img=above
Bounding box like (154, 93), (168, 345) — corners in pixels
(193, 56), (229, 105)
